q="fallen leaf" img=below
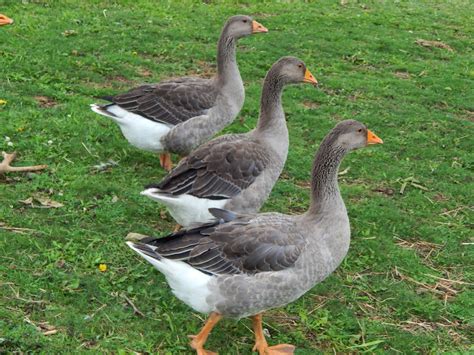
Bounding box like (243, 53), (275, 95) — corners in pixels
(20, 194), (63, 208)
(62, 29), (77, 37)
(338, 167), (351, 176)
(126, 232), (149, 242)
(0, 99), (7, 105)
(24, 317), (58, 336)
(415, 39), (453, 52)
(91, 159), (119, 172)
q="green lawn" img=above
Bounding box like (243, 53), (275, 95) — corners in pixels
(1, 0), (473, 353)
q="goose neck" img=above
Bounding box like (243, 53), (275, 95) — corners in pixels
(256, 72), (285, 133)
(216, 33), (239, 86)
(308, 136), (347, 215)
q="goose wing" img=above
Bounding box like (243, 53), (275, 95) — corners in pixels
(103, 77), (218, 126)
(152, 136), (271, 200)
(132, 213), (305, 276)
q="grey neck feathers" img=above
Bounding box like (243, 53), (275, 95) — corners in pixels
(308, 132), (347, 215)
(216, 31), (238, 87)
(256, 68), (286, 133)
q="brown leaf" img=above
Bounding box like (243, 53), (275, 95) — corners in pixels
(34, 96), (57, 108)
(20, 194), (63, 208)
(415, 39), (454, 52)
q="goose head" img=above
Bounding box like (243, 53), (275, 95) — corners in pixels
(270, 56), (318, 86)
(331, 120), (383, 151)
(224, 15), (268, 39)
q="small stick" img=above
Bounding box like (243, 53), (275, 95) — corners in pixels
(0, 151), (47, 174)
(122, 294), (145, 317)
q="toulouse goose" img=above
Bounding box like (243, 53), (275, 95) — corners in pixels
(91, 15), (268, 170)
(127, 120), (383, 354)
(142, 56), (318, 228)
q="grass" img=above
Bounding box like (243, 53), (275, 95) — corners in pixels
(0, 0), (473, 353)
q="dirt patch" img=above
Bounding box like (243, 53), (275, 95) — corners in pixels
(433, 192), (449, 201)
(34, 96), (58, 108)
(458, 109), (474, 122)
(110, 75), (132, 83)
(186, 60), (215, 78)
(301, 100), (321, 109)
(372, 187), (395, 196)
(394, 71), (411, 80)
(137, 67), (153, 78)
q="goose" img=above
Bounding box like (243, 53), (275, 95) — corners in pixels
(90, 15), (268, 170)
(127, 119), (383, 354)
(141, 56), (318, 228)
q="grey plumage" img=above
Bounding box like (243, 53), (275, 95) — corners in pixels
(91, 15), (266, 156)
(145, 57), (315, 225)
(102, 79), (218, 126)
(150, 135), (271, 199)
(129, 119), (383, 319)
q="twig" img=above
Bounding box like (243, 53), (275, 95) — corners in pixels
(122, 294), (145, 317)
(424, 273), (473, 285)
(0, 151), (47, 174)
(0, 222), (39, 234)
(8, 284), (47, 304)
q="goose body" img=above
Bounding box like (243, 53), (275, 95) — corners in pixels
(143, 57), (318, 227)
(127, 120), (383, 354)
(127, 211), (349, 317)
(90, 16), (268, 163)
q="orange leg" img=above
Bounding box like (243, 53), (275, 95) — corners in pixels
(188, 312), (222, 355)
(159, 153), (173, 171)
(173, 224), (182, 233)
(252, 314), (295, 355)
(0, 152), (47, 174)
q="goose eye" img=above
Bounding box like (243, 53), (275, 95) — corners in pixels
(243, 19), (248, 23)
(298, 64), (302, 68)
(358, 128), (363, 133)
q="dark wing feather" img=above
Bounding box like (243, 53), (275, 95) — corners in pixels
(139, 214), (305, 276)
(151, 136), (271, 200)
(105, 78), (218, 126)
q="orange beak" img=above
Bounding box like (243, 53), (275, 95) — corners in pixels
(0, 14), (13, 26)
(367, 129), (383, 145)
(303, 69), (318, 86)
(252, 20), (268, 33)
